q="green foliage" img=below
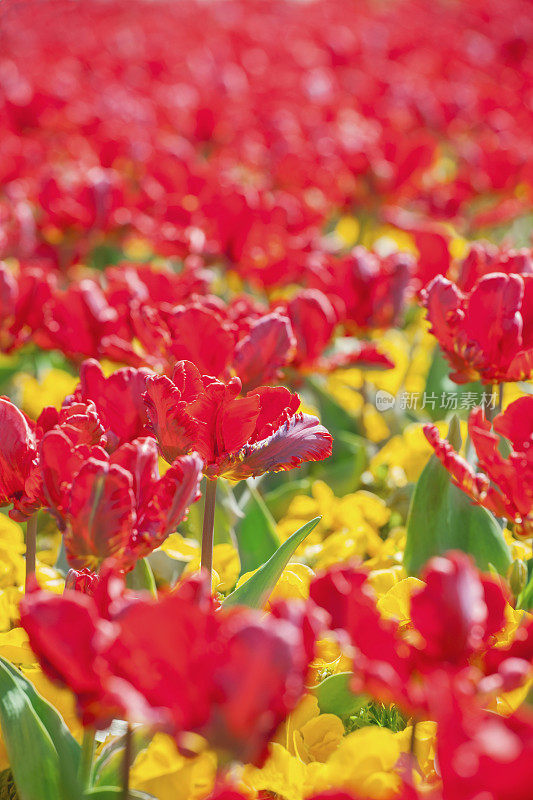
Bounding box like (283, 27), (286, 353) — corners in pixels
(235, 485), (280, 574)
(312, 672), (366, 718)
(404, 417), (511, 576)
(223, 517), (320, 609)
(345, 701), (408, 734)
(0, 656), (81, 800)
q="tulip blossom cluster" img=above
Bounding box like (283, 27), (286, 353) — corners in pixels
(0, 0), (532, 799)
(21, 568), (324, 765)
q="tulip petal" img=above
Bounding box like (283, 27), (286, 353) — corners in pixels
(143, 375), (199, 462)
(224, 413), (332, 479)
(65, 460), (135, 568)
(234, 312), (295, 391)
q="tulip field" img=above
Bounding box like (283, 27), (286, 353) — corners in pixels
(1, 0), (533, 798)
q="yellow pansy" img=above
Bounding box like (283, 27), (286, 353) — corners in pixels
(367, 565), (406, 596)
(0, 629), (81, 770)
(236, 562), (313, 606)
(376, 577), (424, 627)
(335, 215), (360, 247)
(308, 637), (352, 686)
(160, 534), (199, 563)
(130, 734), (216, 800)
(277, 483), (390, 569)
(242, 742), (308, 800)
(274, 695), (344, 764)
(371, 421), (459, 484)
(503, 529), (531, 562)
(313, 529), (378, 571)
(361, 224), (418, 256)
(0, 516), (25, 591)
(269, 563), (315, 602)
(365, 527), (406, 571)
(309, 726), (402, 799)
(363, 403), (390, 442)
(395, 721), (438, 783)
(162, 535), (240, 594)
(36, 562), (65, 594)
(15, 368), (77, 418)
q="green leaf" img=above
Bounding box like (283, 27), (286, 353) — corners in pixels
(312, 673), (366, 718)
(223, 517), (321, 609)
(125, 558), (157, 597)
(263, 479), (312, 520)
(0, 656), (81, 800)
(235, 485), (280, 574)
(93, 729), (152, 788)
(517, 559), (533, 610)
(404, 418), (512, 576)
(311, 431), (368, 495)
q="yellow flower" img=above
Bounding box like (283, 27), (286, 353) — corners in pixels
(503, 529), (531, 562)
(308, 637), (352, 686)
(395, 721), (438, 782)
(335, 215), (360, 247)
(0, 628), (81, 771)
(269, 563), (315, 602)
(274, 695), (344, 764)
(376, 577), (424, 627)
(162, 535), (240, 594)
(0, 628), (35, 666)
(309, 727), (402, 799)
(0, 516), (25, 591)
(160, 534), (199, 563)
(36, 563), (65, 594)
(242, 743), (308, 800)
(236, 562), (314, 606)
(15, 369), (77, 418)
(277, 482), (390, 570)
(367, 566), (406, 596)
(363, 403), (390, 442)
(294, 714), (345, 764)
(130, 734), (216, 800)
(371, 421), (460, 484)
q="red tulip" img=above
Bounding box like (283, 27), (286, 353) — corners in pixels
(310, 553), (525, 717)
(424, 397), (533, 536)
(144, 360), (332, 479)
(456, 243), (533, 293)
(421, 273), (533, 384)
(276, 289), (394, 373)
(0, 398), (39, 518)
(74, 359), (153, 449)
(42, 435), (202, 570)
(0, 261), (56, 352)
(21, 571), (322, 764)
(435, 683), (533, 800)
(36, 280), (123, 363)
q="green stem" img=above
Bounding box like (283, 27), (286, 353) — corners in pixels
(79, 728), (96, 791)
(497, 382), (504, 415)
(201, 478), (217, 578)
(121, 724), (132, 800)
(25, 513), (38, 590)
(486, 383), (504, 423)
